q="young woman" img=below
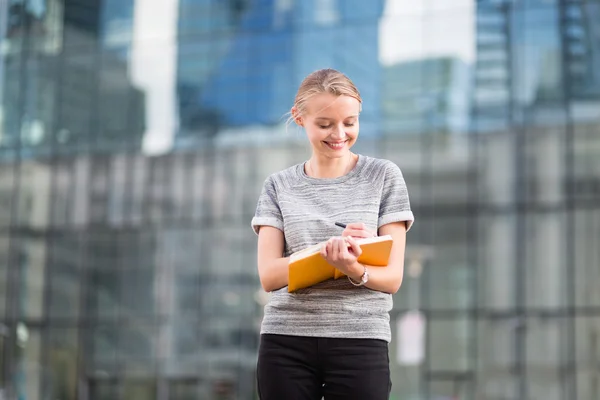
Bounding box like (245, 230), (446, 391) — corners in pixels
(251, 68), (414, 400)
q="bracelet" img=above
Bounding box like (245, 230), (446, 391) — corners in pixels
(347, 275), (363, 286)
(347, 264), (368, 286)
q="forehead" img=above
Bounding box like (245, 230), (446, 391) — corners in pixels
(305, 93), (360, 119)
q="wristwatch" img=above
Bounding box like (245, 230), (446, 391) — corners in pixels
(348, 264), (369, 286)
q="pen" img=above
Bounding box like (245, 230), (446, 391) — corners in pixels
(335, 221), (378, 237)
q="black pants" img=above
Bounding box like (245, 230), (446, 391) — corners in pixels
(256, 334), (391, 400)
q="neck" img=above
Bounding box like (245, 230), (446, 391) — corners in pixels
(307, 152), (357, 179)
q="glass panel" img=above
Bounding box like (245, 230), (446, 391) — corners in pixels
(100, 0), (135, 53)
(122, 380), (156, 400)
(88, 232), (119, 319)
(1, 60), (25, 148)
(89, 380), (119, 400)
(523, 125), (565, 205)
(97, 52), (145, 151)
(573, 121), (600, 308)
(426, 216), (473, 310)
(429, 317), (472, 371)
(423, 7), (474, 135)
(91, 325), (119, 371)
(19, 161), (53, 229)
(168, 318), (202, 368)
(389, 313), (421, 399)
(479, 132), (517, 207)
(128, 155), (148, 225)
(526, 317), (568, 400)
(0, 330), (6, 390)
(13, 325), (42, 400)
(476, 318), (517, 399)
(119, 267), (156, 317)
(568, 1), (600, 98)
(0, 236), (9, 317)
(574, 208), (600, 307)
(430, 379), (471, 400)
(18, 55), (58, 154)
(524, 211), (568, 308)
(169, 380), (198, 400)
(3, 3), (25, 52)
(168, 230), (205, 317)
(572, 119), (600, 201)
(62, 1), (101, 50)
(521, 5), (563, 106)
(50, 159), (77, 227)
(89, 266), (119, 318)
(477, 214), (517, 310)
(17, 236), (47, 319)
(46, 328), (79, 400)
(49, 235), (81, 319)
(575, 317), (600, 400)
(57, 51), (99, 152)
(0, 156), (17, 227)
(106, 155), (128, 225)
(189, 152), (209, 222)
(118, 322), (156, 372)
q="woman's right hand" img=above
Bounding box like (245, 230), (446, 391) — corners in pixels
(341, 222), (375, 239)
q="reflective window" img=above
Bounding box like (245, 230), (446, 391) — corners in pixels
(0, 0), (598, 399)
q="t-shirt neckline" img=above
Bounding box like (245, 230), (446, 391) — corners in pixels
(297, 154), (366, 185)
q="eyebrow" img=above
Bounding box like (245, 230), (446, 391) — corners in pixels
(315, 115), (359, 121)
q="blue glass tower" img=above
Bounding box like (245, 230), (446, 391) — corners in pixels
(176, 0), (384, 140)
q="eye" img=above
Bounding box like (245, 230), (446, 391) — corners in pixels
(319, 125), (331, 129)
(344, 123), (355, 127)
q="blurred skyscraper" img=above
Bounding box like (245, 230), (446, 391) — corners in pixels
(175, 0), (384, 145)
(0, 1), (598, 400)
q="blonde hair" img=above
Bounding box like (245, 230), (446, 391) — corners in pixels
(287, 69), (362, 126)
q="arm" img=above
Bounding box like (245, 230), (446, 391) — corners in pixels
(335, 221), (407, 294)
(348, 221), (407, 294)
(256, 226), (289, 292)
(252, 175), (288, 292)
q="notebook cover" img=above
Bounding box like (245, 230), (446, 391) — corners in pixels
(288, 235), (393, 292)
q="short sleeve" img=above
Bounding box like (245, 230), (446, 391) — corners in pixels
(378, 162), (415, 232)
(251, 175), (284, 235)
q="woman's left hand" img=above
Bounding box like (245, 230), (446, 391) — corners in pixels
(320, 236), (363, 276)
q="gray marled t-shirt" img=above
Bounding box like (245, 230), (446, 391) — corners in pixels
(251, 154), (414, 343)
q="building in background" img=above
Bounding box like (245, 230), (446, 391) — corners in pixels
(175, 0), (385, 146)
(0, 1), (598, 400)
(382, 56), (471, 135)
(1, 0), (145, 153)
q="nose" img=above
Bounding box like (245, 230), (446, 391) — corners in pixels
(330, 124), (346, 140)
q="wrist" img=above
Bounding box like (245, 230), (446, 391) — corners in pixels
(349, 262), (365, 281)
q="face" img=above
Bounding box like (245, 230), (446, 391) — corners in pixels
(295, 93), (360, 158)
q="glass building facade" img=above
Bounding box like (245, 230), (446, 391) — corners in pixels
(0, 0), (598, 399)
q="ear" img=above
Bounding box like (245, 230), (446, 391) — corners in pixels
(291, 106), (303, 126)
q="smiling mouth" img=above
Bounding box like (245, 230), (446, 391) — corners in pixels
(323, 140), (348, 150)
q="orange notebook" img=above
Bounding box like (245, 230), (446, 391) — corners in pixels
(287, 235), (393, 292)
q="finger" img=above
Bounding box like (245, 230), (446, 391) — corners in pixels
(346, 222), (366, 230)
(338, 237), (348, 259)
(343, 229), (372, 238)
(338, 238), (348, 258)
(333, 238), (343, 259)
(346, 236), (362, 257)
(320, 243), (327, 258)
